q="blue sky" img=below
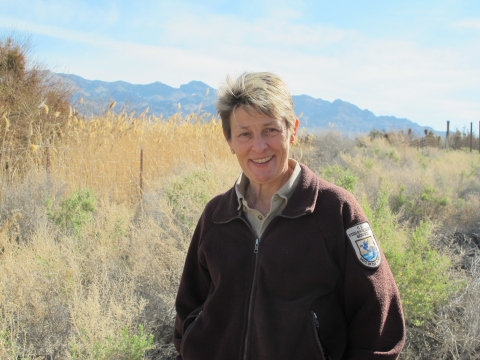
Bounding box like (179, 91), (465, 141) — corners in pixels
(1, 0), (480, 131)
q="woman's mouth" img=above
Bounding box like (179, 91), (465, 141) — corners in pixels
(251, 156), (273, 164)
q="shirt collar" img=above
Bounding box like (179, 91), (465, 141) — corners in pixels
(234, 159), (301, 210)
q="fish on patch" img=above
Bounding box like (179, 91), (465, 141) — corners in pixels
(346, 222), (381, 269)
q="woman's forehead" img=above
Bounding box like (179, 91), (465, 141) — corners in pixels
(231, 106), (282, 126)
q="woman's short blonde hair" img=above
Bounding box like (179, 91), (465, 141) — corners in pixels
(215, 72), (297, 139)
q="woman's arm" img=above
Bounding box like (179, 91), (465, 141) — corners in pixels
(173, 211), (212, 358)
(341, 200), (406, 359)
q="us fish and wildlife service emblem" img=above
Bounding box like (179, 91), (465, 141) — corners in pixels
(346, 222), (381, 268)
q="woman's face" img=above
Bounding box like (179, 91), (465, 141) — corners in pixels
(227, 106), (298, 191)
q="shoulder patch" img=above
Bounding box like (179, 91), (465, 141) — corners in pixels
(346, 222), (381, 269)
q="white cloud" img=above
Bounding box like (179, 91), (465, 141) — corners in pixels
(0, 17), (108, 46)
(158, 12), (346, 51)
(453, 19), (480, 31)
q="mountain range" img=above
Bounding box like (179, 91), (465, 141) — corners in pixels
(56, 73), (435, 135)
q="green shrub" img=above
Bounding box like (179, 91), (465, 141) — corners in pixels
(385, 149), (400, 162)
(388, 221), (458, 326)
(362, 157), (375, 170)
(420, 185), (451, 206)
(164, 169), (217, 230)
(364, 187), (459, 326)
(47, 188), (97, 236)
(70, 325), (154, 360)
(322, 164), (358, 193)
(390, 185), (413, 212)
(116, 325), (155, 360)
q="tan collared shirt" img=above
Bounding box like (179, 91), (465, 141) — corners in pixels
(234, 159), (302, 239)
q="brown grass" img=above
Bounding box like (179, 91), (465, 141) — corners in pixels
(1, 110), (234, 206)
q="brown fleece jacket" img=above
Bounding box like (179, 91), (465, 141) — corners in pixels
(173, 164), (405, 360)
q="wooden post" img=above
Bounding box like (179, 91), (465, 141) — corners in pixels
(446, 121), (450, 149)
(45, 139), (51, 192)
(45, 140), (50, 174)
(470, 122), (473, 153)
(140, 145), (144, 199)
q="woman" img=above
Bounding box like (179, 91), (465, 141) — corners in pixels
(173, 72), (405, 360)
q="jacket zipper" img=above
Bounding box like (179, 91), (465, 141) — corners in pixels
(242, 237), (260, 360)
(312, 311), (331, 360)
(216, 215), (308, 360)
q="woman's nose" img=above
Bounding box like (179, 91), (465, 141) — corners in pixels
(251, 134), (268, 152)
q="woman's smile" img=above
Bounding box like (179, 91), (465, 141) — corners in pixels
(251, 156), (273, 164)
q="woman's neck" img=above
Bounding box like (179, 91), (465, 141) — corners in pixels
(245, 166), (293, 216)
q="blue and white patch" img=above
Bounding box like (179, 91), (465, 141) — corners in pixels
(346, 222), (381, 269)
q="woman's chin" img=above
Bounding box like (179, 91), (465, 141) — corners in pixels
(246, 171), (279, 186)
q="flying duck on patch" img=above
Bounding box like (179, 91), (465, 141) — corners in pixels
(346, 222), (381, 269)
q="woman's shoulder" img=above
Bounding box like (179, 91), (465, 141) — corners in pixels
(202, 185), (238, 218)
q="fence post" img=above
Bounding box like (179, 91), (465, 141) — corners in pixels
(470, 122), (473, 153)
(446, 121), (450, 149)
(45, 139), (51, 174)
(140, 144), (144, 199)
(45, 139), (51, 192)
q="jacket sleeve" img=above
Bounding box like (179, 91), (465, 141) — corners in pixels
(340, 194), (406, 359)
(173, 209), (212, 359)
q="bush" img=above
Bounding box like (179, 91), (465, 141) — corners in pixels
(164, 169), (217, 231)
(321, 164), (358, 192)
(47, 188), (97, 236)
(363, 187), (459, 326)
(70, 325), (155, 360)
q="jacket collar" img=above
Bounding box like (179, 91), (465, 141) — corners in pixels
(212, 163), (319, 223)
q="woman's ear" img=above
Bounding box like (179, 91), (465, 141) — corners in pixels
(290, 118), (299, 144)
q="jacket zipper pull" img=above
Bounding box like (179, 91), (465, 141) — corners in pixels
(313, 312), (331, 360)
(254, 239), (259, 253)
(313, 312), (320, 329)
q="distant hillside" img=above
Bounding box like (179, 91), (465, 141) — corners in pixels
(56, 73), (434, 135)
(293, 95), (434, 135)
(56, 73), (217, 117)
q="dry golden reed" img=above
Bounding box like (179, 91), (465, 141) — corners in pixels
(3, 112), (233, 203)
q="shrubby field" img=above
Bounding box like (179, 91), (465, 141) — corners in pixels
(2, 112), (479, 359)
(1, 36), (480, 359)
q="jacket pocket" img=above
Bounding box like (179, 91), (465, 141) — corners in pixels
(311, 311), (332, 360)
(180, 310), (202, 355)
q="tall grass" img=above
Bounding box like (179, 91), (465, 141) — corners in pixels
(1, 111), (231, 203)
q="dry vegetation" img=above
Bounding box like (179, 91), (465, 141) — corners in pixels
(1, 112), (479, 359)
